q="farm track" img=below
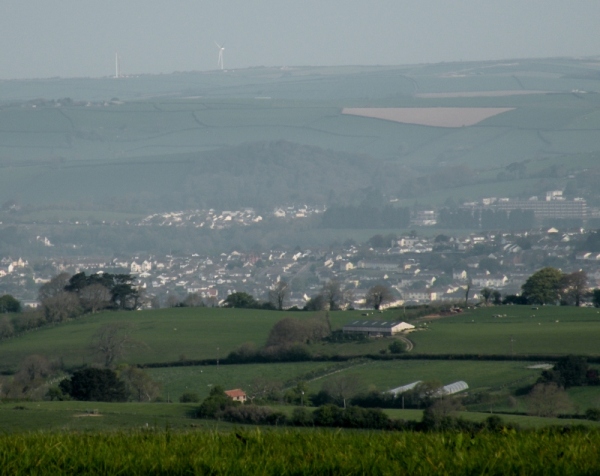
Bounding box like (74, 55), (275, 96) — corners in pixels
(397, 335), (414, 352)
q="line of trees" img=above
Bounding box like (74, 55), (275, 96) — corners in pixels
(38, 272), (142, 323)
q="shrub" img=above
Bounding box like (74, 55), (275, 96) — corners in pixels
(291, 407), (313, 426)
(388, 340), (405, 354)
(313, 404), (343, 427)
(197, 386), (239, 418)
(585, 408), (600, 421)
(179, 392), (200, 403)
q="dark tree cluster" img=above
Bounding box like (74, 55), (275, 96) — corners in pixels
(59, 368), (129, 402)
(305, 280), (352, 312)
(222, 292), (274, 310)
(0, 294), (21, 313)
(65, 272), (142, 311)
(38, 272), (142, 324)
(538, 355), (599, 388)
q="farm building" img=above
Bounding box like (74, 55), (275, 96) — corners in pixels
(342, 320), (414, 336)
(389, 381), (421, 396)
(388, 380), (469, 397)
(439, 381), (469, 396)
(224, 389), (247, 403)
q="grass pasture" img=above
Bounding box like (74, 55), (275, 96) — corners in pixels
(3, 305), (600, 375)
(147, 361), (339, 401)
(0, 307), (281, 372)
(146, 358), (554, 407)
(0, 401), (218, 433)
(0, 307), (375, 373)
(409, 305), (600, 357)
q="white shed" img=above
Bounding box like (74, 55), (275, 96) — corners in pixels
(342, 320), (415, 336)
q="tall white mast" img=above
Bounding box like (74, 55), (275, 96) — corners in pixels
(115, 52), (120, 79)
(215, 42), (225, 70)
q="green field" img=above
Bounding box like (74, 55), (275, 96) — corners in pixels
(2, 400), (597, 435)
(4, 305), (600, 429)
(409, 305), (600, 356)
(3, 306), (600, 376)
(145, 358), (542, 401)
(0, 307), (288, 372)
(0, 401), (207, 433)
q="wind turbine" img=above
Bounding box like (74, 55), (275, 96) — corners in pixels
(115, 51), (120, 79)
(215, 42), (225, 70)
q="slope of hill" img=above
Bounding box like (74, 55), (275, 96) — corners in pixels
(1, 57), (600, 215)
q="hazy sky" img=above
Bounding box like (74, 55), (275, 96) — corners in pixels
(1, 1), (599, 79)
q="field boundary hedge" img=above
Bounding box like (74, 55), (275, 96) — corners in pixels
(137, 352), (600, 369)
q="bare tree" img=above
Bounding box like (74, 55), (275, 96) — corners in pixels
(38, 272), (71, 302)
(42, 291), (82, 323)
(266, 317), (329, 347)
(166, 294), (182, 308)
(12, 354), (53, 397)
(305, 294), (327, 311)
(322, 374), (363, 409)
(121, 366), (161, 402)
(0, 316), (14, 339)
(527, 382), (574, 417)
(322, 280), (344, 310)
(246, 377), (282, 403)
(268, 280), (289, 310)
(183, 292), (205, 308)
(90, 323), (135, 368)
(365, 285), (394, 310)
(464, 280), (472, 307)
(15, 354), (52, 384)
(480, 287), (492, 305)
(561, 270), (588, 307)
(414, 380), (444, 407)
(79, 283), (111, 314)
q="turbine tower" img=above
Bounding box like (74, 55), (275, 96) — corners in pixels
(215, 42), (225, 70)
(115, 51), (120, 79)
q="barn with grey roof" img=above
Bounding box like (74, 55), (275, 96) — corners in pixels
(342, 320), (414, 336)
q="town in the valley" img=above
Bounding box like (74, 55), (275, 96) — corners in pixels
(3, 189), (599, 310)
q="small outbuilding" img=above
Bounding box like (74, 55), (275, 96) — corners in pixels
(224, 388), (247, 403)
(342, 320), (415, 337)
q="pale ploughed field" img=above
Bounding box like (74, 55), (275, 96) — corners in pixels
(342, 107), (514, 127)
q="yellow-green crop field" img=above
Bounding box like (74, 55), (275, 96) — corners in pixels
(2, 427), (600, 475)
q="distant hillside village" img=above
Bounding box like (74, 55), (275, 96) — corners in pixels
(3, 222), (600, 310)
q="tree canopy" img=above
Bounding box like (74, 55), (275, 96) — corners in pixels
(59, 368), (128, 402)
(0, 294), (21, 313)
(223, 292), (259, 309)
(521, 267), (563, 304)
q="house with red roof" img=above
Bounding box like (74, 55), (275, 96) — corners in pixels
(224, 388), (247, 403)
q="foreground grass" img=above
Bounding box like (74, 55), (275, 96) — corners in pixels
(2, 428), (600, 475)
